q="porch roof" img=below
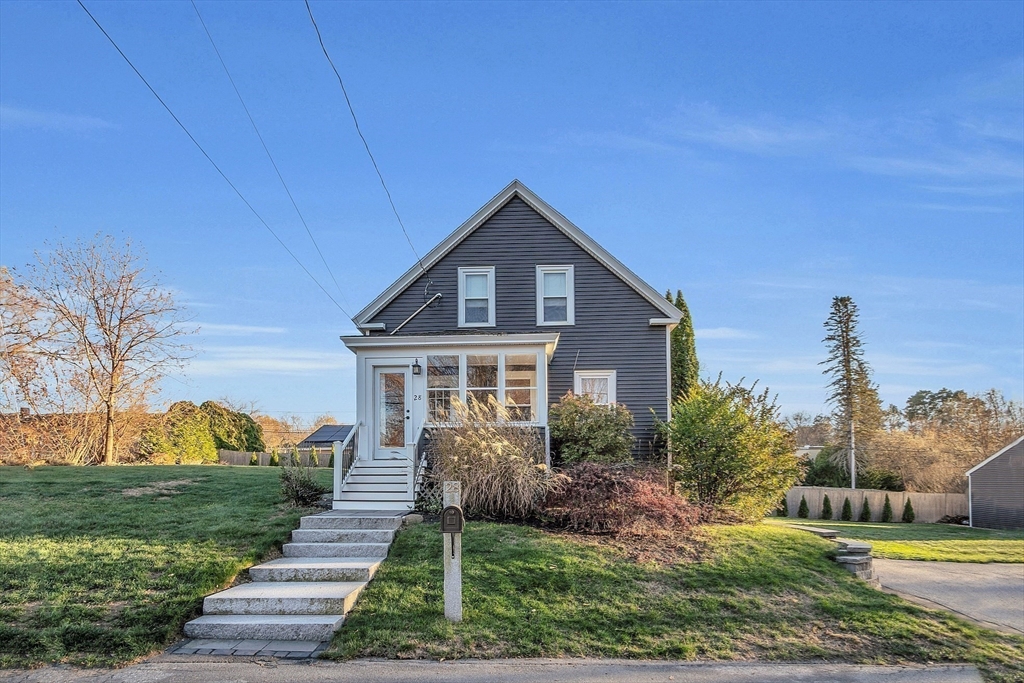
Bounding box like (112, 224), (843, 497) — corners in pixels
(340, 331), (560, 359)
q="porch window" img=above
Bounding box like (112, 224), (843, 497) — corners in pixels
(458, 266), (496, 327)
(467, 354), (498, 406)
(536, 265), (574, 325)
(574, 370), (616, 405)
(427, 355), (460, 422)
(504, 354), (537, 421)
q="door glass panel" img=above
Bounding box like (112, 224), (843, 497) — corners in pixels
(378, 371), (406, 448)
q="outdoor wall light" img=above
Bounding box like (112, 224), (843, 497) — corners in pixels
(412, 359), (422, 375)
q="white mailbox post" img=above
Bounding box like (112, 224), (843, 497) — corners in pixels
(442, 480), (463, 623)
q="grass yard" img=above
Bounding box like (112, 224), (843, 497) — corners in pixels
(0, 465), (329, 667)
(328, 522), (1024, 683)
(766, 518), (1024, 563)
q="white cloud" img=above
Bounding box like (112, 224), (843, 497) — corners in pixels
(695, 327), (758, 340)
(187, 345), (354, 376)
(197, 323), (287, 336)
(0, 104), (115, 132)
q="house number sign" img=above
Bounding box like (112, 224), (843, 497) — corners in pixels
(441, 480), (463, 622)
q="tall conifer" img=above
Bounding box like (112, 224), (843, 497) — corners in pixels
(666, 290), (699, 401)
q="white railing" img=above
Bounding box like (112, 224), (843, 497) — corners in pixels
(332, 422), (361, 501)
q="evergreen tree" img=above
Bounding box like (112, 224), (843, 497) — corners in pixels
(291, 446), (301, 467)
(310, 446), (320, 468)
(902, 498), (916, 523)
(797, 495), (809, 518)
(820, 296), (882, 488)
(821, 494), (833, 520)
(249, 452), (258, 466)
(841, 497), (853, 521)
(881, 494), (894, 522)
(859, 497), (871, 522)
(269, 449), (280, 467)
(666, 290), (699, 401)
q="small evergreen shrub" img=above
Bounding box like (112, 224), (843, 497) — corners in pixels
(291, 447), (301, 467)
(859, 497), (872, 522)
(821, 494), (833, 520)
(280, 460), (328, 507)
(540, 463), (706, 536)
(269, 449), (280, 467)
(777, 496), (789, 517)
(881, 494), (894, 522)
(310, 447), (320, 468)
(797, 495), (809, 518)
(841, 497), (853, 521)
(902, 498), (916, 523)
(248, 453), (258, 466)
(549, 393), (634, 465)
(328, 446), (335, 468)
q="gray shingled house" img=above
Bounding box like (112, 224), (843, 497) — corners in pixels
(967, 435), (1024, 530)
(333, 180), (681, 510)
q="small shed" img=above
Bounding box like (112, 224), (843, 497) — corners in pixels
(967, 436), (1024, 530)
(298, 424), (353, 449)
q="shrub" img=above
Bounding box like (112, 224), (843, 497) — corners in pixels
(200, 400), (265, 452)
(821, 494), (833, 520)
(328, 446), (335, 468)
(427, 395), (554, 520)
(290, 447), (301, 467)
(881, 494), (893, 522)
(249, 452), (258, 466)
(309, 447), (320, 468)
(549, 392), (635, 465)
(797, 495), (809, 518)
(902, 498), (916, 523)
(139, 401), (217, 464)
(269, 449), (280, 467)
(841, 497), (853, 521)
(280, 460), (328, 507)
(540, 463), (705, 536)
(659, 377), (799, 521)
(859, 497), (872, 522)
(777, 496), (789, 517)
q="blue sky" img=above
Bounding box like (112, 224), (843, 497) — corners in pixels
(1, 0), (1022, 424)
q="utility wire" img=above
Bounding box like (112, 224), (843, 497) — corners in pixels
(304, 0), (426, 275)
(76, 0), (350, 317)
(189, 0), (351, 310)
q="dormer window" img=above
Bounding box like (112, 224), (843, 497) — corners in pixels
(536, 265), (574, 325)
(458, 266), (495, 327)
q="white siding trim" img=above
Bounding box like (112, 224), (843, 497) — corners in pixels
(574, 369), (617, 404)
(353, 180), (682, 325)
(457, 266), (496, 328)
(535, 265), (575, 326)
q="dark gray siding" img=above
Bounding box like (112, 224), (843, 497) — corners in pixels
(970, 440), (1024, 530)
(368, 197), (669, 456)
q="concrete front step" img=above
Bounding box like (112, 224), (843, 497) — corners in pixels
(283, 542), (391, 558)
(249, 557), (383, 582)
(291, 528), (394, 544)
(183, 614), (344, 641)
(300, 514), (403, 530)
(203, 581), (365, 615)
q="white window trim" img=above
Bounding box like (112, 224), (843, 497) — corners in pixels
(423, 350), (543, 425)
(536, 265), (575, 326)
(574, 369), (616, 404)
(458, 266), (496, 328)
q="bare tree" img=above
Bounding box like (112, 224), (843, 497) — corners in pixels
(24, 235), (193, 464)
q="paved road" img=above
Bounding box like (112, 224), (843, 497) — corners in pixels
(0, 660), (982, 683)
(873, 558), (1024, 634)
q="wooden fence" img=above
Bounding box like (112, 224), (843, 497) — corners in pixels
(217, 448), (333, 468)
(784, 486), (967, 524)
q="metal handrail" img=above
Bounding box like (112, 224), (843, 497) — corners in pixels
(332, 422), (361, 501)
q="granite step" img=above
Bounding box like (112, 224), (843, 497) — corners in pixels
(283, 542), (390, 558)
(299, 513), (403, 530)
(183, 614), (344, 641)
(249, 557), (382, 582)
(202, 581), (365, 615)
(291, 528), (395, 544)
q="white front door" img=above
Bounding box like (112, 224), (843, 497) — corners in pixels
(373, 366), (411, 460)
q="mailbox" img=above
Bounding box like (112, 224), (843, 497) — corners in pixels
(441, 505), (464, 534)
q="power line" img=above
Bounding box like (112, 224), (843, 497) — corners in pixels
(189, 0), (351, 311)
(75, 0), (350, 318)
(303, 0), (426, 275)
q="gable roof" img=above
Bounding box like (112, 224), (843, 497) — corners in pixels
(966, 435), (1024, 476)
(353, 180), (683, 326)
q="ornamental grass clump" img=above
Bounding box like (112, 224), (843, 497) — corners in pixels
(540, 462), (706, 536)
(427, 395), (554, 520)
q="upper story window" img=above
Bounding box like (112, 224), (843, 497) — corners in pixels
(536, 265), (574, 326)
(574, 370), (616, 405)
(458, 266), (495, 327)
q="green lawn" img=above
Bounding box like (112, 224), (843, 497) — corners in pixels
(0, 465), (329, 667)
(328, 522), (1024, 682)
(766, 518), (1024, 563)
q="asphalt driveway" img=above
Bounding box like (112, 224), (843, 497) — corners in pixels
(873, 558), (1024, 634)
